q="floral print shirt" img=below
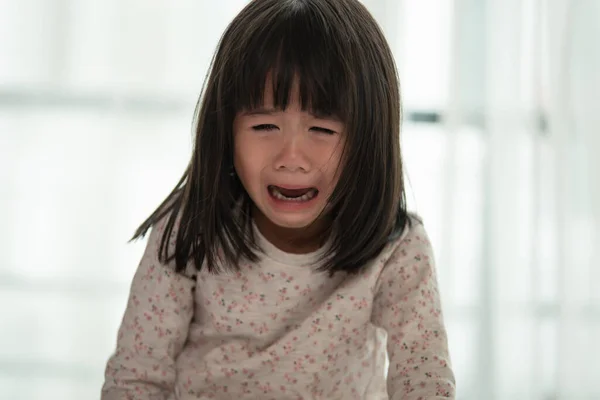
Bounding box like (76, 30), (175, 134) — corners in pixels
(102, 214), (455, 399)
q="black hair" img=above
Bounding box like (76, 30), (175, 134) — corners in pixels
(133, 0), (410, 274)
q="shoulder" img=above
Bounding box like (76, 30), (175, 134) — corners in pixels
(391, 212), (430, 252)
(377, 213), (431, 262)
(146, 205), (181, 254)
(143, 201), (199, 277)
(371, 213), (435, 277)
(370, 213), (438, 297)
(361, 213), (432, 273)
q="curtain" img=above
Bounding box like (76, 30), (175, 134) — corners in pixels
(374, 0), (599, 398)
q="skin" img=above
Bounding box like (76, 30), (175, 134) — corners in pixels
(233, 80), (345, 254)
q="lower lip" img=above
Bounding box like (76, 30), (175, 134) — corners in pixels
(266, 188), (319, 211)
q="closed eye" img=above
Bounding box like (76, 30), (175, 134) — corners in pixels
(252, 124), (278, 131)
(310, 126), (336, 135)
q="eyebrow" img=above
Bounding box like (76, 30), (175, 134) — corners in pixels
(240, 107), (341, 121)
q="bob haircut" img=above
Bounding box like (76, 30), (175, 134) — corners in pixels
(133, 0), (410, 275)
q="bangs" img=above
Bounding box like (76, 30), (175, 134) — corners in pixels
(226, 5), (353, 119)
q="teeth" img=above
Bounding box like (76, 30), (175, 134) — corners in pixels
(269, 187), (317, 202)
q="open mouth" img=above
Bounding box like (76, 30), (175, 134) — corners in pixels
(268, 185), (319, 202)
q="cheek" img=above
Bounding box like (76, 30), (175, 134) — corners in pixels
(234, 152), (253, 182)
(323, 140), (345, 181)
(233, 135), (250, 181)
(233, 136), (264, 189)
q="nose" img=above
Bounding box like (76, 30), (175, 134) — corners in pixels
(273, 130), (310, 172)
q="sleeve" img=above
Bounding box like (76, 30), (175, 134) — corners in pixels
(371, 220), (456, 399)
(101, 215), (196, 400)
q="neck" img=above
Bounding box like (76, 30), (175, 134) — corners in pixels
(252, 207), (331, 254)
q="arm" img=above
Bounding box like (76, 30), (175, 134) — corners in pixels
(101, 215), (196, 400)
(371, 220), (456, 399)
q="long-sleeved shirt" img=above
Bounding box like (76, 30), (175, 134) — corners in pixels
(102, 213), (455, 399)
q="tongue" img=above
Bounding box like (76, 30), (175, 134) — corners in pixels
(275, 187), (311, 197)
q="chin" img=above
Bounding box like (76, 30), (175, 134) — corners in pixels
(265, 212), (319, 230)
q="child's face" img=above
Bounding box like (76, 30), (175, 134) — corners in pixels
(233, 81), (345, 236)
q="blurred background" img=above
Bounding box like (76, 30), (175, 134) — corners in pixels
(0, 0), (598, 399)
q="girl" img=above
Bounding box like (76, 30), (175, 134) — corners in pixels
(101, 0), (455, 399)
